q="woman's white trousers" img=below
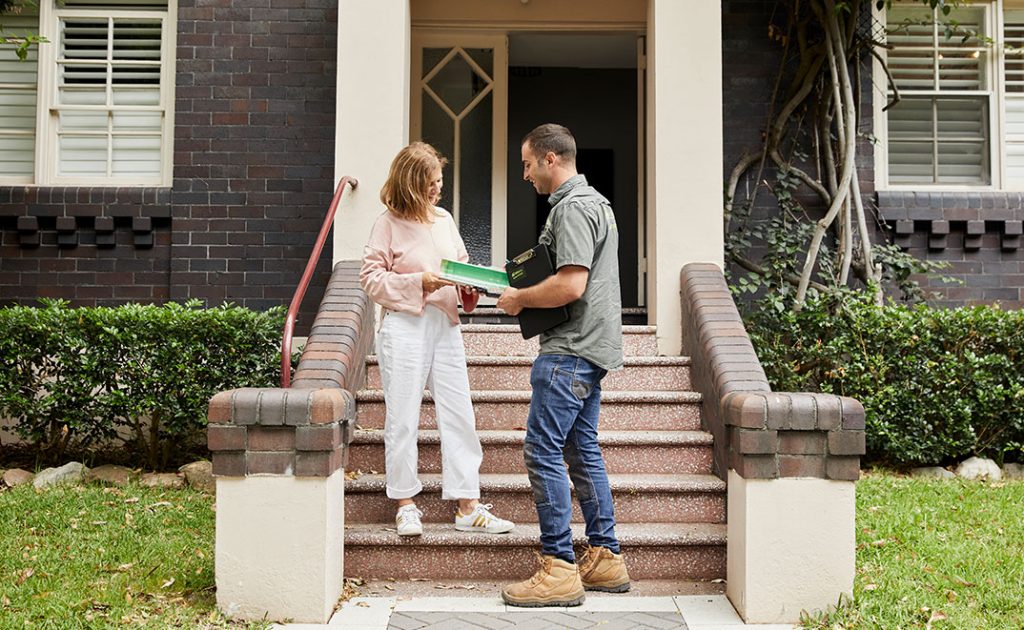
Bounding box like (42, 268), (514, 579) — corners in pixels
(376, 306), (482, 500)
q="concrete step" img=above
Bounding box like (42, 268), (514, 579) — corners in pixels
(365, 355), (692, 391)
(344, 473), (726, 525)
(343, 522), (727, 581)
(354, 390), (703, 432)
(353, 577), (725, 598)
(459, 324), (659, 356)
(347, 429), (714, 476)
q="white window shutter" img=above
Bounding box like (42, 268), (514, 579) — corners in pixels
(55, 8), (165, 181)
(1005, 10), (1024, 187)
(0, 12), (40, 180)
(886, 3), (990, 185)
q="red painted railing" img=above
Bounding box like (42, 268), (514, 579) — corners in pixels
(281, 176), (358, 388)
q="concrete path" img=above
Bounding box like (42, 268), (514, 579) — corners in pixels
(274, 595), (797, 629)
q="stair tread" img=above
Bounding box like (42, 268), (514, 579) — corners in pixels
(345, 472), (727, 493)
(350, 429), (714, 446)
(459, 324), (656, 333)
(365, 355), (691, 366)
(352, 578), (724, 598)
(344, 521), (726, 547)
(356, 390), (702, 403)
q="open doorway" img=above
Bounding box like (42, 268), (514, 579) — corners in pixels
(506, 32), (642, 307)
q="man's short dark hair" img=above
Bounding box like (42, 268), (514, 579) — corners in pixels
(522, 124), (576, 163)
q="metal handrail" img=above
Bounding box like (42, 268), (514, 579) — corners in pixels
(281, 176), (358, 387)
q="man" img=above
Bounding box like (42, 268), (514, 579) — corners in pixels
(498, 123), (629, 607)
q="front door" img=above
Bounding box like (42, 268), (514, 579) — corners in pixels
(411, 29), (644, 307)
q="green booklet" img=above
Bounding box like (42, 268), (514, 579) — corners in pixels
(439, 259), (510, 296)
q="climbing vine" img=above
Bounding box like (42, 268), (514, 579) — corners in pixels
(726, 0), (970, 309)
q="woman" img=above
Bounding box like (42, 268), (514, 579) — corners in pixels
(360, 142), (514, 537)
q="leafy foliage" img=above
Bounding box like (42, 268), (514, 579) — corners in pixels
(0, 300), (289, 469)
(0, 0), (45, 61)
(744, 293), (1024, 466)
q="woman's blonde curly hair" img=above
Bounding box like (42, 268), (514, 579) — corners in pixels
(380, 141), (448, 223)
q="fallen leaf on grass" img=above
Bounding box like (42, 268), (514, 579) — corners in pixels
(952, 577), (975, 588)
(864, 584), (879, 591)
(148, 501), (173, 509)
(161, 578), (175, 589)
(125, 497), (140, 504)
(925, 610), (947, 629)
(16, 568), (34, 584)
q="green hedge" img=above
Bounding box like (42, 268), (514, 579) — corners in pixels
(0, 300), (286, 469)
(743, 295), (1024, 466)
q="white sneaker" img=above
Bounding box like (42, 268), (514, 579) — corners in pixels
(396, 504), (424, 536)
(454, 503), (514, 534)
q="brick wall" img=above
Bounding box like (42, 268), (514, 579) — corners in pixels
(0, 0), (339, 332)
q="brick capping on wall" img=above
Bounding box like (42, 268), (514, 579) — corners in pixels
(206, 260), (375, 477)
(291, 260), (375, 391)
(680, 263), (866, 481)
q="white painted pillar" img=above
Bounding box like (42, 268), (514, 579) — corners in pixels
(647, 0), (724, 355)
(726, 471), (857, 623)
(333, 0), (411, 263)
(215, 472), (345, 623)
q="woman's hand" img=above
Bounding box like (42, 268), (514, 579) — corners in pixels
(422, 271), (453, 293)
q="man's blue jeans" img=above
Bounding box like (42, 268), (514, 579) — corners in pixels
(523, 354), (621, 564)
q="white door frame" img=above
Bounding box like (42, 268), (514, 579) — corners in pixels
(410, 31), (509, 269)
(334, 0), (725, 355)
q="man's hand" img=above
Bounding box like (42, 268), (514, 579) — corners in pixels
(497, 287), (524, 316)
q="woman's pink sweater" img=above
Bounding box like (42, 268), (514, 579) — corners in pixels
(360, 207), (471, 325)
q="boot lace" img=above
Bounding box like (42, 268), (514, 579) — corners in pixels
(527, 552), (552, 586)
(577, 545), (597, 574)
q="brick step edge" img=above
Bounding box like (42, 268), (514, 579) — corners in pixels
(355, 390), (703, 404)
(344, 522), (726, 548)
(364, 355), (692, 366)
(345, 472), (726, 495)
(458, 324), (657, 334)
(350, 429), (715, 447)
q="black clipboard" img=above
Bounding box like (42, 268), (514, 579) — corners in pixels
(505, 243), (569, 339)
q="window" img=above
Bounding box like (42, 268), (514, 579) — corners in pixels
(882, 1), (1024, 189)
(0, 0), (175, 186)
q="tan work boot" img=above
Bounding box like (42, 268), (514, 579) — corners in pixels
(501, 553), (585, 607)
(578, 545), (631, 593)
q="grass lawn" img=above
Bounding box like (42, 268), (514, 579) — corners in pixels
(0, 482), (266, 629)
(805, 473), (1024, 629)
(2, 474), (1022, 628)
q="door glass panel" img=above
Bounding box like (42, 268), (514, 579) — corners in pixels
(419, 45), (494, 264)
(427, 50), (488, 115)
(459, 93), (492, 264)
(465, 48), (493, 76)
(423, 47), (451, 78)
(422, 95), (455, 214)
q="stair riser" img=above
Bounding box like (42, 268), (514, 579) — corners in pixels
(356, 402), (702, 432)
(343, 544), (726, 581)
(345, 490), (725, 525)
(346, 443), (713, 476)
(461, 332), (658, 356)
(365, 364), (691, 391)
